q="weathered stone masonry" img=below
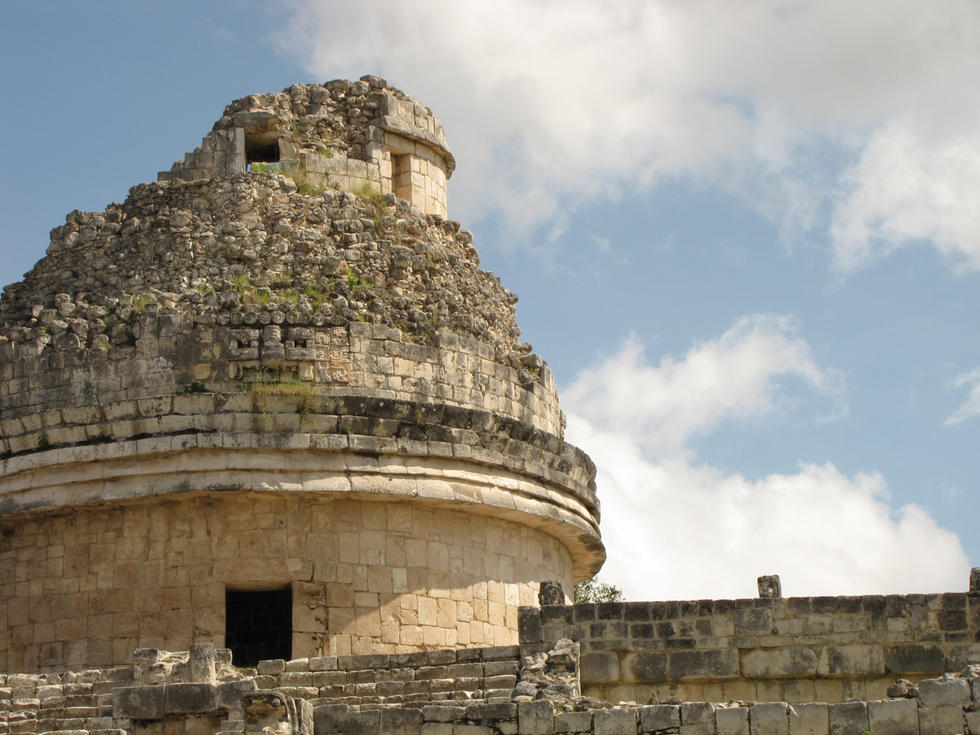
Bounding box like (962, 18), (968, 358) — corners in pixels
(520, 591), (980, 705)
(0, 639), (978, 735)
(2, 75), (978, 735)
(0, 77), (604, 671)
(158, 76), (453, 218)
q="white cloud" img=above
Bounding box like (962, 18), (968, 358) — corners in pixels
(562, 318), (969, 599)
(832, 119), (980, 272)
(946, 369), (980, 426)
(276, 0), (980, 270)
(564, 315), (845, 456)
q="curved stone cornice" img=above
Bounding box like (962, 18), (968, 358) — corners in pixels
(0, 435), (604, 580)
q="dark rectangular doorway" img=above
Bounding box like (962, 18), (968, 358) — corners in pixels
(225, 586), (292, 667)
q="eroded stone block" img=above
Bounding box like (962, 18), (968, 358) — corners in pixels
(554, 711), (592, 733)
(594, 708), (637, 735)
(112, 685), (165, 719)
(827, 701), (867, 735)
(715, 706), (748, 735)
(381, 707), (422, 735)
(217, 678), (257, 708)
(917, 675), (970, 706)
(883, 644), (944, 674)
(624, 652), (667, 683)
(917, 704), (966, 735)
(670, 650), (739, 681)
(165, 683), (218, 714)
(735, 608), (772, 635)
(740, 648), (817, 679)
(817, 645), (883, 676)
(313, 703), (348, 733)
(581, 652), (620, 683)
(867, 698), (917, 735)
(680, 702), (714, 735)
(749, 702), (787, 735)
(517, 700), (554, 735)
(639, 704), (680, 732)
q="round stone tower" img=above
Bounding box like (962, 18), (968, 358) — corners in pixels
(0, 76), (603, 672)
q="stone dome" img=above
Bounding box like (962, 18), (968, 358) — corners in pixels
(0, 77), (603, 672)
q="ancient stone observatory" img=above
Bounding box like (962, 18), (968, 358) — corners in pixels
(0, 77), (604, 672)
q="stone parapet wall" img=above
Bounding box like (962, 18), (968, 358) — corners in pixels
(0, 320), (563, 441)
(304, 678), (980, 735)
(519, 595), (980, 704)
(309, 681), (980, 735)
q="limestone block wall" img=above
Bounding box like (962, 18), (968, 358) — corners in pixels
(519, 595), (980, 704)
(0, 495), (573, 672)
(303, 682), (980, 735)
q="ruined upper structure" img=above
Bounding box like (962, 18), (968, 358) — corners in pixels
(158, 76), (454, 218)
(0, 77), (604, 672)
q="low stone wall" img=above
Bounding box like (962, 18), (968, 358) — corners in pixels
(519, 593), (980, 703)
(311, 681), (980, 735)
(0, 666), (130, 735)
(249, 645), (521, 706)
(0, 321), (564, 441)
(2, 653), (977, 735)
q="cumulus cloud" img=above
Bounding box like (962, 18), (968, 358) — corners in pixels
(564, 315), (845, 456)
(562, 317), (969, 599)
(946, 369), (980, 426)
(832, 119), (980, 272)
(275, 0), (980, 270)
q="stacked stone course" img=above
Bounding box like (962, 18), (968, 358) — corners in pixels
(520, 591), (980, 705)
(0, 640), (978, 735)
(248, 645), (521, 705)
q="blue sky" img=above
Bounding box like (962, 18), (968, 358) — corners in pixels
(2, 1), (978, 599)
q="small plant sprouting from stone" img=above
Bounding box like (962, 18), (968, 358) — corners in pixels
(344, 269), (372, 293)
(573, 577), (624, 604)
(128, 291), (155, 313)
(249, 162), (280, 174)
(305, 284), (328, 308)
(229, 274), (273, 306)
(246, 375), (314, 416)
(282, 163), (324, 196)
(351, 181), (388, 210)
(249, 160), (324, 196)
(230, 273), (252, 293)
(177, 382), (207, 395)
(37, 433), (50, 450)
